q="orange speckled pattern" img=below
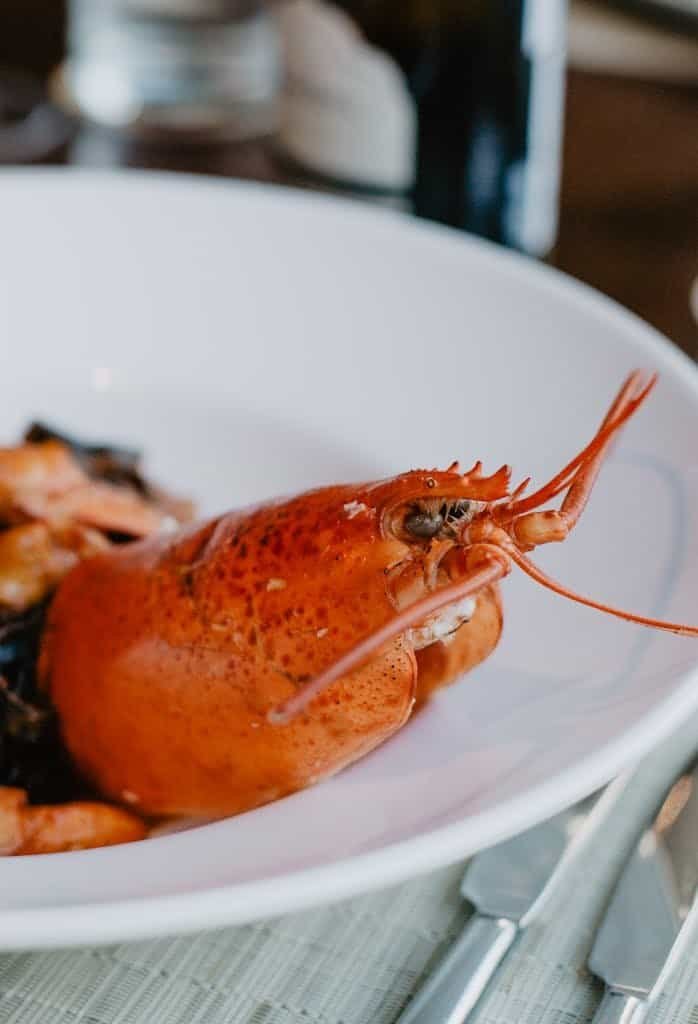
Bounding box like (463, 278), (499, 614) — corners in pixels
(40, 471), (503, 818)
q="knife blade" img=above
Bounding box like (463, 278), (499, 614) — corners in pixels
(589, 757), (698, 1024)
(396, 777), (630, 1024)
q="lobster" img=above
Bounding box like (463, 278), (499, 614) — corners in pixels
(33, 370), (698, 824)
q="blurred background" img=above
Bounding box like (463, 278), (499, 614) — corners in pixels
(1, 0), (696, 357)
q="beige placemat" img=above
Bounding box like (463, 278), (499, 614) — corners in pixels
(2, 713), (698, 1024)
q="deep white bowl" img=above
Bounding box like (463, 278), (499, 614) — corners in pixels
(1, 169), (697, 950)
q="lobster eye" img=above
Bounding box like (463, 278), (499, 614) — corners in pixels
(404, 510), (444, 539)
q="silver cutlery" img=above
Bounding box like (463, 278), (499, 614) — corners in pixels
(589, 757), (698, 1024)
(396, 779), (630, 1024)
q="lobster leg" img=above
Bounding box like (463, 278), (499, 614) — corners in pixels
(269, 549), (509, 723)
(415, 583), (503, 701)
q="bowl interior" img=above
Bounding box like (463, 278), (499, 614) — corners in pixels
(0, 170), (697, 945)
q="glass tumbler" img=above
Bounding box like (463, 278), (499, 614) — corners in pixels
(60, 0), (281, 140)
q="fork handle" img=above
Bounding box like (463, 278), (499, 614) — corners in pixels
(592, 990), (648, 1024)
(396, 914), (517, 1024)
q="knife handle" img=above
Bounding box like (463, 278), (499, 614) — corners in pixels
(396, 914), (518, 1024)
(592, 990), (647, 1024)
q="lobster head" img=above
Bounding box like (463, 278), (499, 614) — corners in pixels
(272, 371), (698, 723)
(370, 461), (511, 543)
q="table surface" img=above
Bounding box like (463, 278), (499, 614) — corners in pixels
(1, 2), (697, 361)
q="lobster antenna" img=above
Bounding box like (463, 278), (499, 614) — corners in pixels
(268, 554), (508, 725)
(508, 545), (698, 637)
(499, 371), (656, 520)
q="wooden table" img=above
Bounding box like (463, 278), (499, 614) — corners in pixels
(1, 2), (696, 358)
(557, 71), (697, 359)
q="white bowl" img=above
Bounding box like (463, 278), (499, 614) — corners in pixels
(1, 169), (697, 950)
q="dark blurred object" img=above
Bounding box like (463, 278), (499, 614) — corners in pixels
(0, 65), (72, 163)
(0, 1), (66, 77)
(276, 0), (567, 256)
(0, 602), (87, 805)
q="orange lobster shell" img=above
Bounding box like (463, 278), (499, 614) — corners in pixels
(40, 469), (504, 817)
(39, 372), (698, 821)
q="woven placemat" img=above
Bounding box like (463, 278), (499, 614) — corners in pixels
(2, 715), (698, 1024)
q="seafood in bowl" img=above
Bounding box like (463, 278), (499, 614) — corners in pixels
(0, 423), (193, 852)
(2, 372), (697, 852)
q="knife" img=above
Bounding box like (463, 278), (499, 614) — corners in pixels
(589, 757), (698, 1024)
(396, 778), (630, 1024)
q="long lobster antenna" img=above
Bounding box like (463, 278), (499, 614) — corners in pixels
(498, 371), (656, 520)
(507, 545), (698, 637)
